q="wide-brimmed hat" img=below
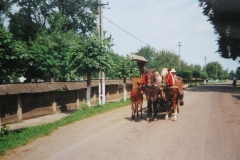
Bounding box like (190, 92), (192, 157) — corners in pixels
(170, 68), (177, 73)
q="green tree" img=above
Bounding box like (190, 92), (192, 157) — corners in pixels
(30, 28), (79, 81)
(137, 47), (183, 72)
(0, 0), (11, 20)
(200, 71), (208, 80)
(0, 24), (29, 83)
(199, 0), (240, 61)
(189, 64), (202, 72)
(4, 0), (98, 43)
(105, 51), (126, 79)
(229, 70), (235, 79)
(192, 70), (201, 79)
(136, 46), (156, 62)
(177, 70), (193, 80)
(69, 32), (113, 106)
(113, 55), (139, 101)
(155, 49), (180, 70)
(206, 62), (223, 79)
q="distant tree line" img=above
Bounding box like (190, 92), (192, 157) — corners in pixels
(136, 46), (235, 80)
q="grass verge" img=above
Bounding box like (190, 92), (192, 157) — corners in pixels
(0, 98), (131, 156)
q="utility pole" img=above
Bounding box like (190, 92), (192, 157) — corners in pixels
(216, 62), (217, 79)
(227, 68), (229, 79)
(177, 42), (182, 68)
(98, 0), (108, 105)
(204, 56), (207, 72)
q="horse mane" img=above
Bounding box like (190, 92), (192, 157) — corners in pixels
(161, 68), (168, 77)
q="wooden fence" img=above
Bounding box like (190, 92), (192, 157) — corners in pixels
(0, 80), (132, 125)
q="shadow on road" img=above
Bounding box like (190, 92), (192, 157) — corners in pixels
(232, 95), (240, 100)
(124, 106), (169, 122)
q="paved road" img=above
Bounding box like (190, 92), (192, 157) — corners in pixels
(1, 82), (240, 160)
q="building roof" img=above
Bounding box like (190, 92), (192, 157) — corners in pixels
(0, 80), (132, 95)
(129, 53), (148, 62)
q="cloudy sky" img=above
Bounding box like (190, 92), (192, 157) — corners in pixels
(102, 0), (239, 72)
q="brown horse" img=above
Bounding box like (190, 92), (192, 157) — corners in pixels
(143, 68), (159, 122)
(161, 68), (183, 121)
(130, 82), (144, 120)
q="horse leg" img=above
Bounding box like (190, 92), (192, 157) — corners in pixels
(173, 105), (178, 121)
(147, 100), (152, 122)
(165, 100), (170, 120)
(140, 103), (143, 120)
(131, 103), (135, 120)
(153, 100), (158, 121)
(173, 90), (178, 121)
(179, 91), (184, 106)
(151, 97), (154, 120)
(177, 89), (180, 114)
(177, 100), (180, 114)
(169, 101), (173, 118)
(136, 103), (139, 118)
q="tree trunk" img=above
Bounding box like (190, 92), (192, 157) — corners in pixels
(86, 72), (91, 107)
(123, 78), (127, 101)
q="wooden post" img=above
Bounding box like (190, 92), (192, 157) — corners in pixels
(17, 94), (23, 122)
(117, 84), (119, 98)
(76, 90), (80, 108)
(52, 92), (57, 113)
(123, 78), (127, 101)
(93, 87), (96, 103)
(106, 86), (109, 101)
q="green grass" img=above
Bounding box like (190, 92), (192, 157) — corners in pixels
(187, 82), (204, 87)
(187, 81), (227, 87)
(0, 98), (131, 155)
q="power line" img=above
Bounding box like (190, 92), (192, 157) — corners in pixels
(126, 0), (159, 32)
(103, 16), (152, 47)
(117, 0), (168, 48)
(127, 0), (168, 36)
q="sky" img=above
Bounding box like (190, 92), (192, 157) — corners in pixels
(102, 0), (240, 72)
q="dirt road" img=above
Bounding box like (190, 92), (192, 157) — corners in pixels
(1, 82), (240, 160)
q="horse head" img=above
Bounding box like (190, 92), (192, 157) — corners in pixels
(160, 68), (169, 83)
(160, 68), (174, 88)
(144, 67), (156, 87)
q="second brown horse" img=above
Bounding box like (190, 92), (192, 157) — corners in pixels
(143, 68), (159, 122)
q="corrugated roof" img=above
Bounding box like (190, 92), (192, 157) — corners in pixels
(0, 80), (132, 95)
(0, 85), (7, 95)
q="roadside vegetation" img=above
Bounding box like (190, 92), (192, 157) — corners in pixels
(0, 0), (239, 155)
(0, 99), (131, 155)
